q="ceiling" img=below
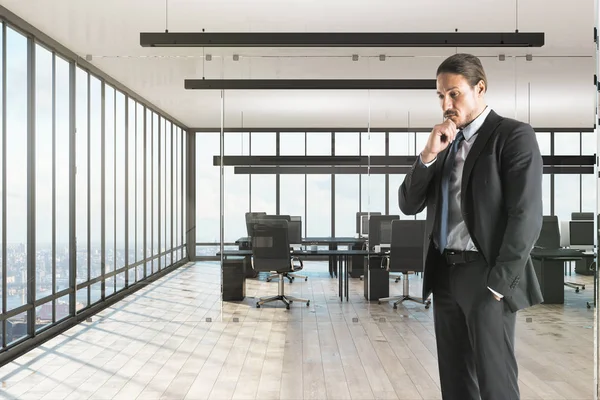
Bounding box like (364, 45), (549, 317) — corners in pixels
(0, 0), (596, 128)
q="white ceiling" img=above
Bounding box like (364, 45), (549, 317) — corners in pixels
(0, 0), (596, 128)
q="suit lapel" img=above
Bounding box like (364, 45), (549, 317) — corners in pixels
(460, 110), (503, 206)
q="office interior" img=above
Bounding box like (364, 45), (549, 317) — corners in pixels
(0, 0), (597, 399)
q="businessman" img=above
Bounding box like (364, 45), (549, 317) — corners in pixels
(399, 53), (543, 400)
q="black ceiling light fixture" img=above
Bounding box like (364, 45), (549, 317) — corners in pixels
(184, 79), (437, 90)
(140, 32), (544, 48)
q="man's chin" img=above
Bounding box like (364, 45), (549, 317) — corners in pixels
(446, 116), (460, 126)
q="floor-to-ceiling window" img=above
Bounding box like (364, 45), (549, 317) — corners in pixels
(0, 20), (187, 360)
(279, 132), (306, 229)
(250, 132), (276, 214)
(554, 132), (581, 222)
(335, 132), (360, 237)
(361, 131), (386, 215)
(6, 26), (28, 343)
(389, 132), (415, 217)
(306, 132), (331, 237)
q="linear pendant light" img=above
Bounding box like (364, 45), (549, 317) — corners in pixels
(184, 79), (437, 90)
(141, 32), (544, 47)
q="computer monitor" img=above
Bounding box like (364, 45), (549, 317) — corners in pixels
(356, 212), (381, 235)
(569, 220), (594, 250)
(360, 215), (370, 237)
(288, 217), (302, 246)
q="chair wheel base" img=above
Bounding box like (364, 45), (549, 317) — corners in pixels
(256, 294), (310, 309)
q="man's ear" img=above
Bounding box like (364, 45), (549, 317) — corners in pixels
(478, 80), (486, 95)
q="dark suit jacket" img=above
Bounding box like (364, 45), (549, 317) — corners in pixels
(399, 109), (544, 312)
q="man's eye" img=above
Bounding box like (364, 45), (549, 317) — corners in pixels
(450, 92), (458, 98)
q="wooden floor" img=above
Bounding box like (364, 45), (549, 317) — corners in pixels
(0, 261), (595, 399)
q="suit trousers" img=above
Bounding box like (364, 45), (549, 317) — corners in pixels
(432, 251), (519, 400)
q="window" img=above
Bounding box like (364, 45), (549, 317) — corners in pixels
(250, 132), (276, 214)
(165, 121), (172, 267)
(389, 132), (415, 156)
(115, 90), (125, 291)
(55, 55), (70, 301)
(89, 77), (102, 282)
(306, 133), (331, 236)
(361, 132), (385, 214)
(195, 132), (220, 248)
(75, 67), (88, 306)
(152, 113), (159, 272)
(136, 104), (145, 279)
(535, 132), (551, 155)
(554, 133), (581, 222)
(105, 85), (115, 296)
(335, 133), (360, 236)
(223, 132), (250, 243)
(34, 43), (52, 302)
(127, 98), (136, 284)
(280, 132), (305, 226)
(6, 27), (28, 314)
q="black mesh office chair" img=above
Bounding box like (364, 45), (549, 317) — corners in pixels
(251, 219), (310, 309)
(378, 219), (431, 309)
(245, 211), (267, 237)
(256, 215), (308, 283)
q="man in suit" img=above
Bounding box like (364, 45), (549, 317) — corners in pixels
(399, 53), (543, 400)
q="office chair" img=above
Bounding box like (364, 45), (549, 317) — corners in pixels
(245, 211), (267, 237)
(257, 215), (308, 283)
(378, 219), (431, 309)
(251, 219), (310, 309)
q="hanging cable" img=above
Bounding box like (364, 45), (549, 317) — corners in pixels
(165, 0), (169, 32)
(515, 0), (519, 32)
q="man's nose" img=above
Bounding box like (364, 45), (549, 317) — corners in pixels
(442, 97), (453, 112)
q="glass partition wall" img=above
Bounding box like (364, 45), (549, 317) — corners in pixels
(211, 54), (598, 396)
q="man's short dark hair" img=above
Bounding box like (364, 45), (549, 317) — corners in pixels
(437, 53), (487, 92)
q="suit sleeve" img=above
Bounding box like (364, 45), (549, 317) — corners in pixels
(398, 155), (437, 215)
(487, 123), (543, 297)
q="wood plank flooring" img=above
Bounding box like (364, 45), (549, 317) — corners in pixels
(0, 261), (595, 399)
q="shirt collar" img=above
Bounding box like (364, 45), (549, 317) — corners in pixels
(461, 106), (491, 142)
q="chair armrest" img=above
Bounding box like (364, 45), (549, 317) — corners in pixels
(291, 256), (304, 271)
(381, 256), (390, 271)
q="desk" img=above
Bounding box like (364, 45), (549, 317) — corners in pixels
(219, 249), (370, 301)
(530, 248), (596, 305)
(235, 236), (367, 277)
(303, 237), (367, 278)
